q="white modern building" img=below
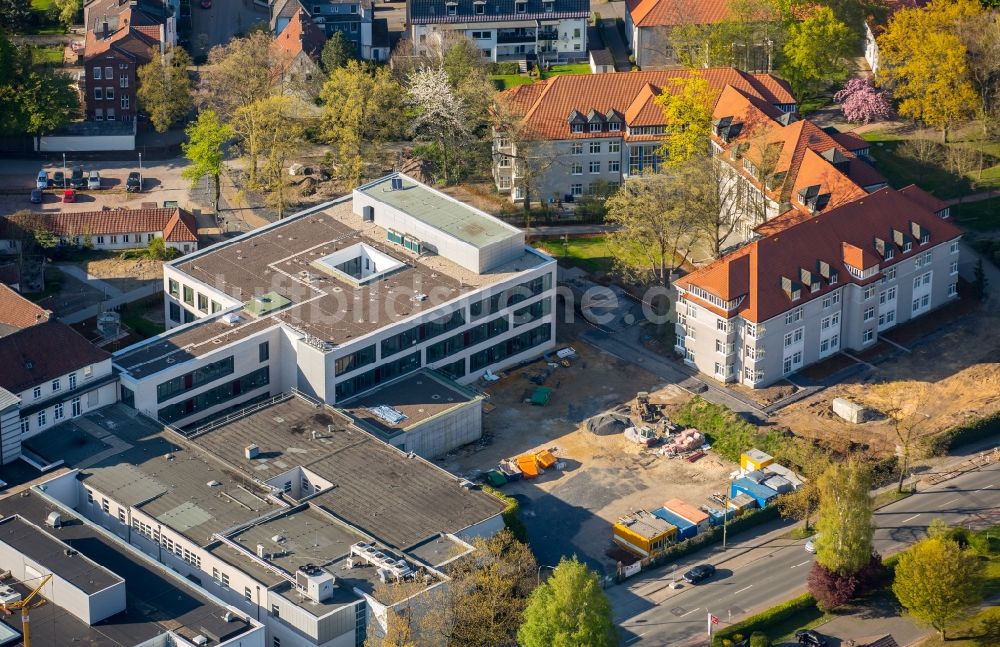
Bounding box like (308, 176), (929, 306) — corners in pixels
(114, 173), (556, 431)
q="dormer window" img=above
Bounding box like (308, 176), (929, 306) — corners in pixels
(885, 247), (894, 260)
(447, 1), (457, 15)
(543, 0), (554, 11)
(475, 1), (485, 13)
(921, 232), (930, 244)
(571, 123), (583, 133)
(609, 121), (621, 132)
(515, 1), (526, 13)
(903, 241), (912, 253)
(589, 122), (602, 132)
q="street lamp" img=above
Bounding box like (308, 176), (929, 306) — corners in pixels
(62, 153), (66, 187)
(138, 152), (142, 185)
(537, 564), (556, 584)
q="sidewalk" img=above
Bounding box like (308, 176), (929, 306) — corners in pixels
(947, 189), (1000, 206)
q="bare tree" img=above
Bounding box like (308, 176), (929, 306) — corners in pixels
(676, 152), (749, 258)
(871, 383), (930, 493)
(491, 97), (560, 217)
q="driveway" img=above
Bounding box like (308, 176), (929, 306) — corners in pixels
(191, 0), (270, 55)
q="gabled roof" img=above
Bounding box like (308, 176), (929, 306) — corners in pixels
(272, 8), (327, 62)
(627, 0), (729, 28)
(0, 284), (49, 336)
(501, 68), (796, 140)
(0, 208), (198, 243)
(898, 184), (949, 214)
(677, 187), (964, 323)
(828, 129), (870, 153)
(0, 321), (110, 393)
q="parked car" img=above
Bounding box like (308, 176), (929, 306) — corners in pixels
(682, 564), (715, 584)
(62, 188), (76, 203)
(36, 170), (48, 189)
(30, 189), (43, 204)
(87, 170), (101, 190)
(69, 166), (86, 189)
(51, 170), (65, 188)
(795, 629), (827, 646)
(805, 535), (818, 553)
(126, 171), (142, 192)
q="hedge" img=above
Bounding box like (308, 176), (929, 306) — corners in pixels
(711, 593), (817, 645)
(924, 409), (1000, 456)
(490, 61), (520, 75)
(482, 485), (529, 543)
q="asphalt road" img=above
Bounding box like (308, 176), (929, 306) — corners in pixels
(611, 460), (1000, 646)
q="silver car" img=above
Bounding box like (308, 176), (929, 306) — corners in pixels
(87, 170), (101, 190)
(805, 535), (818, 553)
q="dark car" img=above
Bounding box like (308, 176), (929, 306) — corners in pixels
(795, 629), (827, 646)
(51, 170), (65, 188)
(30, 189), (43, 204)
(682, 563), (715, 584)
(69, 166), (86, 189)
(126, 172), (142, 192)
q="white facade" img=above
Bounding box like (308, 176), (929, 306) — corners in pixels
(15, 357), (116, 444)
(412, 18), (588, 62)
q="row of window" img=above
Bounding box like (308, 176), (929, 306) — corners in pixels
(30, 367), (93, 400)
(571, 160), (620, 175)
(335, 351), (421, 400)
(156, 355), (235, 403)
(93, 86), (121, 101)
(158, 367), (270, 424)
(425, 316), (509, 363)
(21, 397), (84, 434)
(570, 141), (622, 155)
(570, 120), (622, 134)
(470, 274), (552, 320)
(569, 181), (619, 197)
(469, 323), (551, 372)
(93, 64), (127, 80)
(169, 279), (223, 318)
(380, 310), (466, 359)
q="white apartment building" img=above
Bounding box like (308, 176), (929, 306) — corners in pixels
(114, 173), (556, 431)
(408, 0), (590, 64)
(674, 186), (962, 388)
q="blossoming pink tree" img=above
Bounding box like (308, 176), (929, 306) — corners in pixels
(834, 78), (894, 125)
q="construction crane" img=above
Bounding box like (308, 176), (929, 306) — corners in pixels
(0, 574), (52, 647)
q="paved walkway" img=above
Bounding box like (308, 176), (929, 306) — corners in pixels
(947, 189), (1000, 206)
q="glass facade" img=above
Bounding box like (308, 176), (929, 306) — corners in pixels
(158, 367), (269, 423)
(628, 145), (663, 174)
(334, 344), (376, 376)
(381, 310), (466, 358)
(425, 316), (509, 363)
(470, 274), (552, 320)
(335, 351), (421, 400)
(156, 356), (235, 403)
(470, 323), (551, 371)
(512, 297), (552, 327)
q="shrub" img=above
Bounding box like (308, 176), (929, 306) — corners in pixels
(671, 397), (794, 463)
(924, 410), (1000, 455)
(712, 594), (817, 645)
(749, 631), (771, 647)
(808, 562), (857, 610)
(490, 61), (521, 75)
(483, 485), (529, 543)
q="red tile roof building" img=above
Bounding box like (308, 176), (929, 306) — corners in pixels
(0, 208), (198, 254)
(0, 284), (50, 337)
(272, 8), (327, 85)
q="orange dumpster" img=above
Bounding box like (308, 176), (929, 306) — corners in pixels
(516, 454), (540, 478)
(535, 449), (557, 469)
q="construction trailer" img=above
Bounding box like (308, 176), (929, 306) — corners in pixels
(612, 510), (676, 558)
(663, 498), (711, 533)
(650, 507), (697, 541)
(730, 477), (779, 509)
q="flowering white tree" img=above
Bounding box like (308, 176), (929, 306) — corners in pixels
(407, 66), (470, 184)
(835, 77), (894, 125)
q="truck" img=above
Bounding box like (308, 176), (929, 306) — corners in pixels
(625, 426), (658, 447)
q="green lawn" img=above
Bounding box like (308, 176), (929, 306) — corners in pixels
(540, 63), (591, 79)
(31, 45), (63, 66)
(491, 74), (535, 91)
(951, 198), (1000, 232)
(536, 236), (623, 275)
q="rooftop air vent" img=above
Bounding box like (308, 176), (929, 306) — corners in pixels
(45, 512), (62, 529)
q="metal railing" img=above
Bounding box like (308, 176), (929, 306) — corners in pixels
(185, 392), (294, 439)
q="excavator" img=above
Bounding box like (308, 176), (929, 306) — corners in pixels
(0, 574), (52, 647)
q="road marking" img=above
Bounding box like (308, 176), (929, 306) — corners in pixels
(900, 513), (921, 523)
(942, 497), (961, 506)
(625, 633), (647, 644)
(680, 607), (701, 617)
(980, 484), (995, 491)
(791, 560), (811, 569)
(733, 585), (753, 595)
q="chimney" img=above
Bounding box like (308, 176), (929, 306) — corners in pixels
(102, 20), (109, 38)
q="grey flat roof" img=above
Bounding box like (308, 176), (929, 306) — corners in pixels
(337, 369), (481, 437)
(0, 492), (253, 646)
(189, 395), (505, 551)
(358, 176), (521, 249)
(115, 199), (546, 379)
(407, 534), (473, 569)
(0, 515), (121, 594)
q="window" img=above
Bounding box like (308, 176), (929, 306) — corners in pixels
(609, 121), (621, 132)
(784, 332), (793, 347)
(948, 282), (958, 296)
(589, 141), (601, 154)
(589, 122), (601, 132)
(120, 74), (128, 88)
(95, 108), (103, 121)
(571, 183), (583, 196)
(105, 66), (112, 79)
(197, 293), (208, 313)
(447, 4), (456, 15)
(273, 638), (281, 647)
(33, 386), (41, 400)
(37, 411), (46, 427)
(101, 498), (109, 513)
(571, 163), (582, 175)
(168, 279), (179, 297)
(69, 373), (78, 389)
(609, 160), (620, 173)
(863, 328), (874, 343)
(882, 267), (896, 283)
(863, 285), (876, 300)
(52, 378), (60, 392)
(94, 87), (103, 100)
(515, 0), (525, 11)
(245, 587), (253, 602)
(949, 261), (958, 275)
(570, 142), (583, 155)
(880, 287), (897, 303)
(571, 123), (584, 133)
(93, 67), (101, 80)
(158, 367), (270, 423)
(498, 177), (510, 189)
(921, 232), (930, 244)
(864, 306), (875, 321)
(903, 241), (912, 253)
(169, 302), (180, 322)
(784, 307), (803, 325)
(589, 161), (600, 174)
(182, 286), (193, 305)
(950, 241), (959, 254)
(821, 315), (831, 330)
(54, 402), (63, 420)
(106, 87), (114, 100)
(609, 141), (621, 153)
(121, 95), (129, 110)
(476, 3), (485, 13)
(118, 508), (126, 523)
(156, 356), (236, 403)
(884, 247), (894, 260)
(71, 397), (81, 417)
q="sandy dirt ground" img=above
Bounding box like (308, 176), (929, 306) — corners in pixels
(774, 302), (1000, 456)
(81, 257), (164, 292)
(442, 343), (733, 574)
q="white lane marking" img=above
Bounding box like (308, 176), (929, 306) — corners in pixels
(733, 585), (753, 595)
(980, 484), (995, 491)
(791, 560), (811, 569)
(680, 607), (701, 617)
(900, 514), (921, 523)
(942, 497), (961, 506)
(625, 633), (647, 644)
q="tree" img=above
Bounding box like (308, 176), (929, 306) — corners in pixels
(320, 61), (405, 188)
(182, 109), (234, 212)
(892, 533), (984, 639)
(897, 138), (945, 183)
(137, 47), (193, 133)
(808, 552), (884, 611)
(674, 152), (749, 258)
(407, 66), (470, 185)
(321, 31), (356, 71)
(834, 77), (894, 125)
(814, 461), (875, 575)
(655, 76), (716, 165)
(876, 0), (981, 141)
(517, 557), (615, 647)
(200, 32), (277, 119)
(780, 6), (854, 98)
(0, 33), (79, 135)
(974, 257), (988, 299)
(605, 172), (697, 285)
(244, 95), (305, 218)
(53, 0), (80, 28)
(0, 0), (31, 31)
(491, 97), (559, 214)
(958, 8), (1000, 141)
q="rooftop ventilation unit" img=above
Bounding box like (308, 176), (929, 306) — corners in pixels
(192, 636), (208, 647)
(45, 512), (62, 529)
(256, 544), (266, 559)
(0, 586), (20, 606)
(221, 313), (242, 326)
(296, 564), (335, 602)
(245, 444), (259, 459)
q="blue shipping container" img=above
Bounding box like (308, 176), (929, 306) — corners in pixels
(651, 507), (698, 540)
(730, 477), (778, 509)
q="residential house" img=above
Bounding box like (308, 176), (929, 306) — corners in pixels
(0, 207), (199, 255)
(271, 0), (389, 61)
(674, 185), (962, 388)
(408, 0), (590, 65)
(625, 0), (729, 69)
(272, 8), (327, 89)
(0, 285), (115, 461)
(81, 0), (176, 123)
(493, 67), (796, 205)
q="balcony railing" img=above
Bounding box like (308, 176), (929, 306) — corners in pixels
(497, 31), (536, 44)
(537, 30), (558, 40)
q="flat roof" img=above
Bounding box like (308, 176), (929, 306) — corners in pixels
(0, 492), (254, 647)
(337, 370), (481, 437)
(115, 199), (546, 379)
(188, 395), (505, 551)
(28, 404), (277, 544)
(407, 534), (473, 569)
(617, 510), (675, 539)
(0, 515), (121, 594)
(358, 176), (521, 249)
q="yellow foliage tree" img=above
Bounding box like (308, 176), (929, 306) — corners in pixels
(876, 0), (982, 142)
(655, 76), (717, 165)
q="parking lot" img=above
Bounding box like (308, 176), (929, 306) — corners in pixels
(190, 0), (270, 55)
